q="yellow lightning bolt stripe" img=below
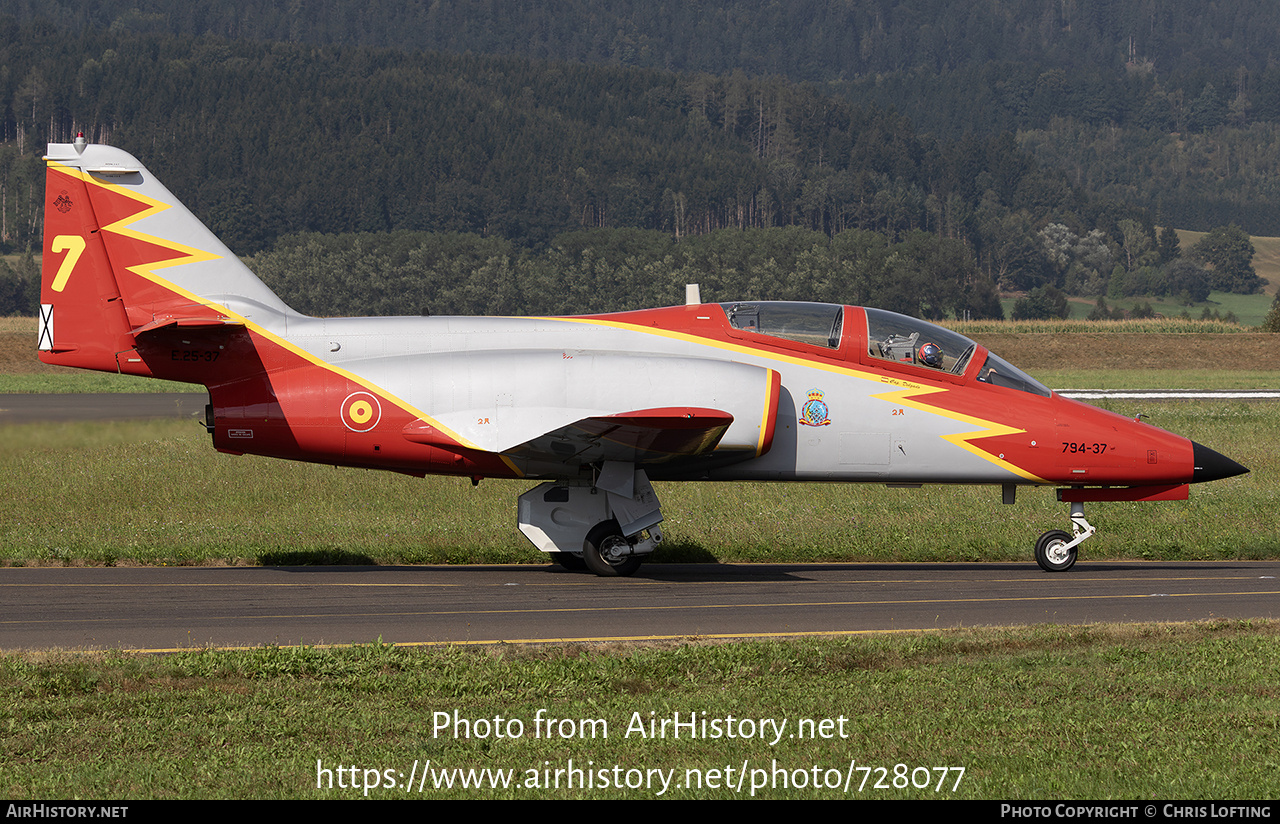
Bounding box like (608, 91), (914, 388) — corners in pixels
(56, 161), (507, 468)
(553, 315), (1048, 482)
(869, 383), (1047, 482)
(50, 162), (223, 281)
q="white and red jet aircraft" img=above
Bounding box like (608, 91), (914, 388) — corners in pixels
(38, 138), (1247, 575)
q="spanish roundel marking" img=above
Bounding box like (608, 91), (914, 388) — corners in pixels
(341, 391), (382, 432)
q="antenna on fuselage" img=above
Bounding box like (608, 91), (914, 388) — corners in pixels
(685, 283), (701, 305)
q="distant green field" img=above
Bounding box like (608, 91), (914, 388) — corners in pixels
(1007, 290), (1273, 325)
(1178, 229), (1280, 297)
(1083, 291), (1272, 325)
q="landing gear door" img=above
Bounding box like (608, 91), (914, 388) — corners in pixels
(604, 470), (662, 537)
(517, 483), (608, 554)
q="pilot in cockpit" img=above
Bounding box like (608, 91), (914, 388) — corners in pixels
(918, 342), (944, 368)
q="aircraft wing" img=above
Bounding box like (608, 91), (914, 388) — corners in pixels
(385, 351), (780, 468)
(406, 406), (737, 466)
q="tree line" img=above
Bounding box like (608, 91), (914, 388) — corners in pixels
(243, 226), (1002, 321)
(1, 218), (1261, 320)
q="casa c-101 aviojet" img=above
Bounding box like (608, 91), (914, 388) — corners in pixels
(37, 137), (1248, 576)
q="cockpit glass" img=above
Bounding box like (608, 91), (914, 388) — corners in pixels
(864, 308), (976, 375)
(976, 352), (1052, 397)
(720, 302), (843, 349)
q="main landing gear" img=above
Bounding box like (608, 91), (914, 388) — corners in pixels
(517, 462), (664, 577)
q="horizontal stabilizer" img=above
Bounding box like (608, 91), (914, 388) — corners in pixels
(131, 317), (246, 336)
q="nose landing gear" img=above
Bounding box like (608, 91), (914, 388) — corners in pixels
(1035, 484), (1189, 572)
(1035, 501), (1095, 572)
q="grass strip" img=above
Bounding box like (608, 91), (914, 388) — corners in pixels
(0, 398), (1271, 567)
(0, 374), (201, 393)
(2, 621), (1275, 799)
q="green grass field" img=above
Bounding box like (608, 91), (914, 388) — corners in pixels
(3, 621), (1277, 798)
(1029, 291), (1274, 324)
(0, 396), (1270, 568)
(0, 373), (201, 393)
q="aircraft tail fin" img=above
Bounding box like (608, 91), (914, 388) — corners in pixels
(39, 137), (293, 374)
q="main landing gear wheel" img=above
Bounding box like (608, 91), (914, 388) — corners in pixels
(582, 520), (643, 577)
(1034, 529), (1077, 572)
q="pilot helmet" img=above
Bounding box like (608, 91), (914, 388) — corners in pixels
(919, 342), (943, 367)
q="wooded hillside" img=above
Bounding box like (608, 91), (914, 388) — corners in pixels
(0, 5), (1272, 318)
(12, 0), (1279, 234)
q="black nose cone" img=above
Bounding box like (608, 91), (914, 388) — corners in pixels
(1192, 441), (1249, 483)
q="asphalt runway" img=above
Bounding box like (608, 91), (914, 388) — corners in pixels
(1, 561), (1276, 651)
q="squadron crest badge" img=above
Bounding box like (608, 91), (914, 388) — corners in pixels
(799, 388), (832, 426)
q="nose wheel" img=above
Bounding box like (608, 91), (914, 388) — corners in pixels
(1034, 530), (1076, 572)
(1034, 501), (1094, 572)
